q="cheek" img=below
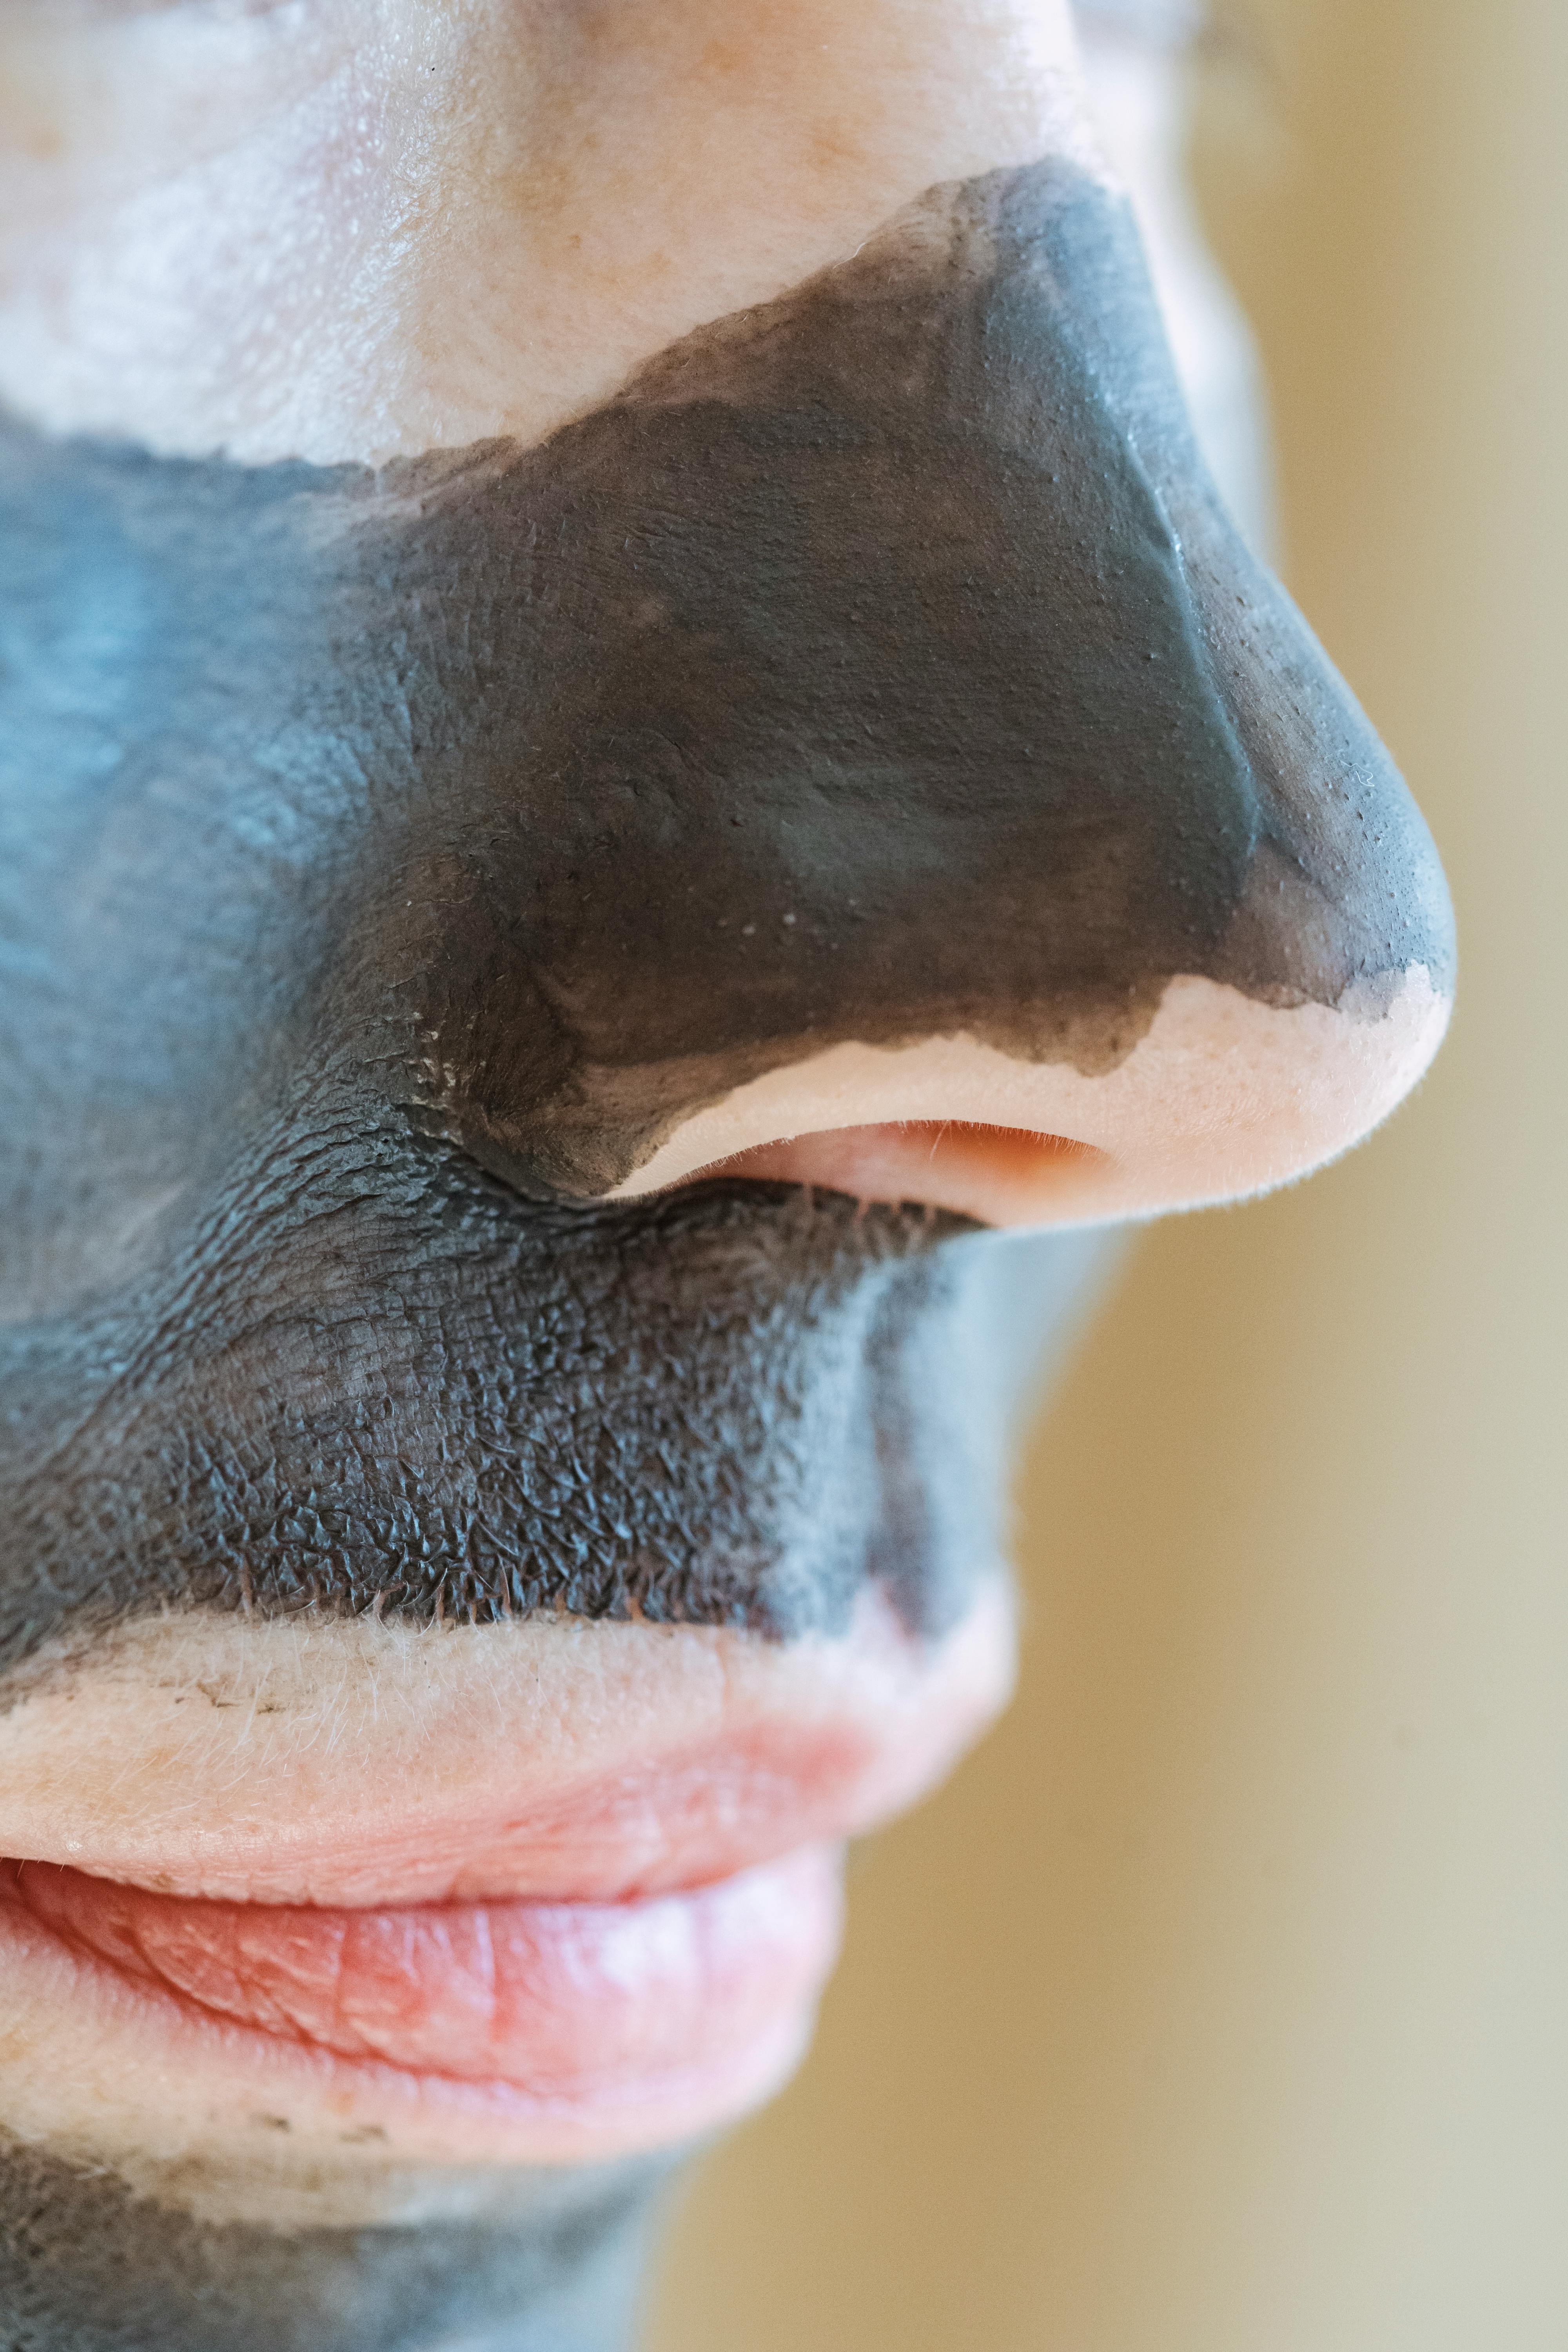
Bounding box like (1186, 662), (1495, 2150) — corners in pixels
(0, 5), (469, 457)
(0, 0), (1092, 463)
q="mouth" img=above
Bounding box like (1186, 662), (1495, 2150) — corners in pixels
(0, 1844), (843, 2160)
(0, 1582), (1012, 2177)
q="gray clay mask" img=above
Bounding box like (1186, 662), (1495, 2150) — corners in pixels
(0, 160), (1450, 1663)
(0, 152), (1456, 2352)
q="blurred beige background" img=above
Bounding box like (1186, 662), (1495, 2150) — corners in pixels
(648, 2), (1567, 2345)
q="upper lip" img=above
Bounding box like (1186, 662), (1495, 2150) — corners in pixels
(0, 1583), (1016, 1911)
(2, 1158), (980, 1664)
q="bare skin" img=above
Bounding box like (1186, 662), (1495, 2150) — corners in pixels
(0, 5), (1452, 2347)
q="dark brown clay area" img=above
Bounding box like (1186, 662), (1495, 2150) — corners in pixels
(351, 160), (1451, 1198)
(0, 161), (1446, 1659)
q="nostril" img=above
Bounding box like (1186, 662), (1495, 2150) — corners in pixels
(679, 1122), (1109, 1229)
(601, 969), (1448, 1234)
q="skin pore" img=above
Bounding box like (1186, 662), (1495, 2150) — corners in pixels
(0, 3), (1453, 2347)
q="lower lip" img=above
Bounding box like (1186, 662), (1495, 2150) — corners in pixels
(1, 1844), (843, 2147)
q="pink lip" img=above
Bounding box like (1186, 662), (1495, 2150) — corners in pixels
(70, 1719), (889, 1910)
(2, 1845), (842, 2119)
(0, 1726), (864, 2143)
(0, 1730), (862, 2147)
(0, 1587), (1014, 2157)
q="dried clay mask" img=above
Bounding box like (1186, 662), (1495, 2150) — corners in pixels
(0, 9), (1453, 2348)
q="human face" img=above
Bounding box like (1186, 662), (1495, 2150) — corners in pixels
(0, 2), (1452, 2343)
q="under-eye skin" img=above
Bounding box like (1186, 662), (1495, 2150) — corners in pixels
(0, 158), (1451, 1663)
(7, 1), (311, 32)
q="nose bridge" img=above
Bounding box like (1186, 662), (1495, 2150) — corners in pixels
(1013, 159), (1454, 1016)
(394, 157), (1449, 1210)
(1185, 522), (1454, 1015)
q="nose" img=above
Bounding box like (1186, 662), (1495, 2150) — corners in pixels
(412, 159), (1452, 1226)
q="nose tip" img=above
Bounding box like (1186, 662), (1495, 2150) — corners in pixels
(432, 157), (1451, 1223)
(603, 489), (1454, 1226)
(609, 962), (1450, 1229)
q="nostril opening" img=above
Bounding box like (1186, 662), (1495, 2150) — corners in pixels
(678, 1122), (1110, 1228)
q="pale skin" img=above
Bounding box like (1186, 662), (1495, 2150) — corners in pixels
(0, 5), (1452, 2346)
